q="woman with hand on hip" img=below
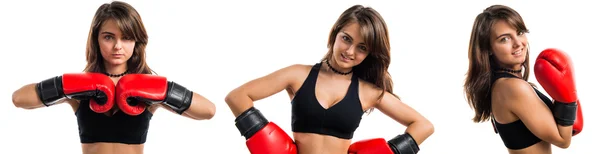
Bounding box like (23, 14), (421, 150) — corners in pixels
(225, 4), (434, 154)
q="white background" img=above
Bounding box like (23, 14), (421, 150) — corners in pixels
(0, 0), (597, 153)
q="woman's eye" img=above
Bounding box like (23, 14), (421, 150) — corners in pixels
(342, 36), (350, 42)
(359, 46), (367, 51)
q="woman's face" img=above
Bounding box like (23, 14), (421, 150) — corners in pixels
(490, 19), (528, 70)
(98, 19), (135, 67)
(331, 22), (370, 69)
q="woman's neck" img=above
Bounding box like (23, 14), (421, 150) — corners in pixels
(496, 68), (523, 78)
(508, 71), (523, 78)
(496, 63), (523, 78)
(326, 59), (352, 75)
(104, 62), (128, 75)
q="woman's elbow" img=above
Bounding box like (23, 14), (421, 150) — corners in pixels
(548, 132), (572, 149)
(224, 88), (255, 117)
(12, 84), (40, 109)
(225, 88), (247, 106)
(422, 119), (435, 137)
(224, 94), (234, 106)
(12, 91), (29, 109)
(191, 99), (217, 120)
(187, 106), (215, 120)
(203, 103), (216, 120)
(555, 140), (571, 149)
(224, 89), (238, 105)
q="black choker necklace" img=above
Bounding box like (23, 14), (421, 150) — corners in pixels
(325, 60), (352, 75)
(498, 68), (522, 74)
(103, 70), (128, 77)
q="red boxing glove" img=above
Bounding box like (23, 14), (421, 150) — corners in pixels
(235, 107), (297, 154)
(348, 138), (394, 154)
(247, 122), (297, 154)
(534, 48), (581, 132)
(36, 73), (115, 113)
(116, 74), (193, 116)
(349, 133), (420, 154)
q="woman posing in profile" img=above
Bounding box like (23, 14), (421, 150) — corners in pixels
(464, 4), (582, 154)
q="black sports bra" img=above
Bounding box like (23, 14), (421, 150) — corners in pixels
(75, 100), (153, 144)
(291, 63), (364, 139)
(492, 72), (553, 150)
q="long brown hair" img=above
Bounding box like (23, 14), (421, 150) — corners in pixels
(322, 5), (395, 113)
(84, 1), (153, 74)
(464, 5), (531, 123)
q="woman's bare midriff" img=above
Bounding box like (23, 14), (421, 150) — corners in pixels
(294, 132), (351, 154)
(81, 143), (144, 154)
(72, 102), (150, 154)
(507, 141), (551, 154)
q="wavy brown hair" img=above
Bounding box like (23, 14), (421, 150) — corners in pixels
(322, 5), (395, 113)
(84, 1), (153, 74)
(464, 5), (531, 123)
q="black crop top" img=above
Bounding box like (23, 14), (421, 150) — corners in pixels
(76, 100), (153, 144)
(291, 63), (364, 139)
(492, 72), (553, 150)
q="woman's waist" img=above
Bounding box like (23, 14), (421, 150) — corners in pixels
(507, 141), (551, 154)
(294, 132), (351, 154)
(81, 142), (144, 154)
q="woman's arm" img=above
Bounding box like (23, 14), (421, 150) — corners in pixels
(13, 83), (47, 109)
(13, 83), (78, 109)
(348, 83), (433, 154)
(374, 90), (435, 145)
(500, 79), (572, 148)
(225, 64), (307, 117)
(224, 64), (307, 153)
(159, 92), (216, 120)
(15, 73), (121, 111)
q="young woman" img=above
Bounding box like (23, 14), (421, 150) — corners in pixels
(464, 4), (580, 154)
(225, 4), (433, 154)
(11, 1), (216, 154)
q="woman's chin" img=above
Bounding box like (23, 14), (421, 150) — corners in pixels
(331, 59), (350, 68)
(104, 60), (127, 66)
(336, 63), (355, 71)
(342, 64), (354, 70)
